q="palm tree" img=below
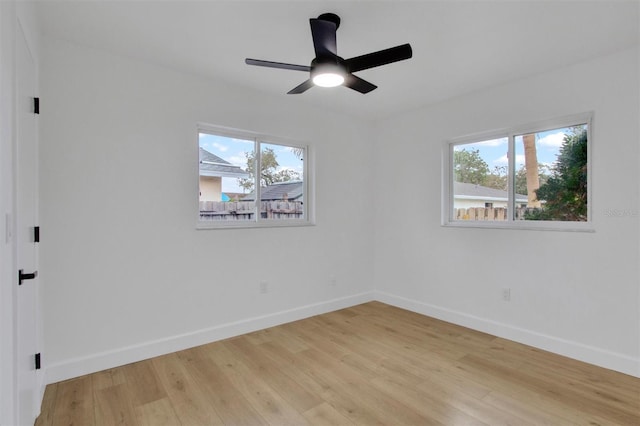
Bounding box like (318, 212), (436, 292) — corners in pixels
(523, 134), (541, 208)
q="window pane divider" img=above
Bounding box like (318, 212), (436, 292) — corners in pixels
(254, 139), (261, 223)
(507, 134), (516, 222)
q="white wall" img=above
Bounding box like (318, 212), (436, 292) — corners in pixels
(373, 48), (640, 376)
(40, 38), (375, 382)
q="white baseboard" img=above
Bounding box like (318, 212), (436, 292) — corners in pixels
(374, 290), (640, 378)
(44, 292), (375, 384)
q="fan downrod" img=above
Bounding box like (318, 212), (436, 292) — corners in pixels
(317, 13), (340, 29)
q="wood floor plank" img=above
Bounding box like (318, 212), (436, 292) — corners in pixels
(517, 358), (640, 417)
(369, 375), (482, 426)
(252, 341), (345, 402)
(419, 363), (493, 400)
(225, 336), (324, 412)
(121, 360), (167, 406)
(151, 352), (225, 425)
(34, 382), (58, 426)
(284, 318), (382, 381)
(267, 326), (310, 353)
(482, 390), (580, 426)
(177, 346), (269, 425)
(415, 375), (536, 426)
(37, 302), (640, 426)
(206, 342), (311, 425)
(296, 346), (437, 425)
(491, 342), (640, 412)
(464, 353), (639, 425)
(456, 353), (636, 425)
(51, 376), (94, 426)
(482, 337), (638, 396)
(303, 402), (356, 425)
(94, 383), (136, 426)
(134, 397), (181, 426)
(256, 344), (392, 425)
(244, 327), (274, 346)
(91, 367), (127, 392)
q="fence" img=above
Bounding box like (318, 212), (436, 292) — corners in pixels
(454, 207), (531, 221)
(199, 201), (304, 220)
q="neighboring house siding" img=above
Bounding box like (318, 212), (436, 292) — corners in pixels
(199, 176), (222, 202)
(453, 182), (527, 209)
(454, 198), (509, 209)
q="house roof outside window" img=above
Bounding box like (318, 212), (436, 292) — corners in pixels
(242, 181), (303, 202)
(454, 182), (528, 204)
(199, 147), (249, 178)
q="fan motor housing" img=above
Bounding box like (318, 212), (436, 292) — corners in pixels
(310, 57), (345, 77)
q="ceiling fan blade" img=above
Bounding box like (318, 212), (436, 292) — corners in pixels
(245, 58), (310, 72)
(310, 18), (337, 58)
(287, 79), (314, 94)
(344, 74), (377, 94)
(344, 43), (413, 73)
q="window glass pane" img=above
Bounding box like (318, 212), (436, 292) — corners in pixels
(198, 133), (255, 221)
(452, 138), (509, 221)
(257, 142), (305, 220)
(514, 124), (588, 221)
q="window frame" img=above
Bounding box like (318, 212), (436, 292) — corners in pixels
(442, 112), (594, 232)
(197, 123), (314, 230)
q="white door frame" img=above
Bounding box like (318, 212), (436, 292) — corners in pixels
(0, 3), (42, 424)
(0, 1), (18, 424)
(15, 14), (40, 425)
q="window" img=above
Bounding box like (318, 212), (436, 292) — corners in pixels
(443, 113), (592, 231)
(197, 124), (311, 228)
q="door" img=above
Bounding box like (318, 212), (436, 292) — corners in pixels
(16, 19), (39, 426)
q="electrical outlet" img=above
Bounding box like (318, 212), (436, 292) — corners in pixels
(260, 281), (269, 294)
(502, 287), (511, 302)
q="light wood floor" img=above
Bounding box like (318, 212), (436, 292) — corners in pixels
(36, 302), (639, 426)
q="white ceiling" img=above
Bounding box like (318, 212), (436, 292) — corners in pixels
(36, 0), (639, 121)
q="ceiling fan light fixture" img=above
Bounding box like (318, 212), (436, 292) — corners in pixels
(311, 63), (345, 87)
(312, 72), (344, 87)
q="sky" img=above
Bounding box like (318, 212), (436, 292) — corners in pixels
(199, 132), (304, 193)
(453, 125), (586, 174)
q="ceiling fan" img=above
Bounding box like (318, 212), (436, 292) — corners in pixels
(245, 12), (413, 94)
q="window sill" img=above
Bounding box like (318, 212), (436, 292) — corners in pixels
(441, 220), (595, 233)
(197, 219), (315, 230)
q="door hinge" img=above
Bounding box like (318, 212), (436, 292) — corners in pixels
(34, 226), (40, 243)
(34, 97), (39, 114)
(35, 353), (41, 370)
